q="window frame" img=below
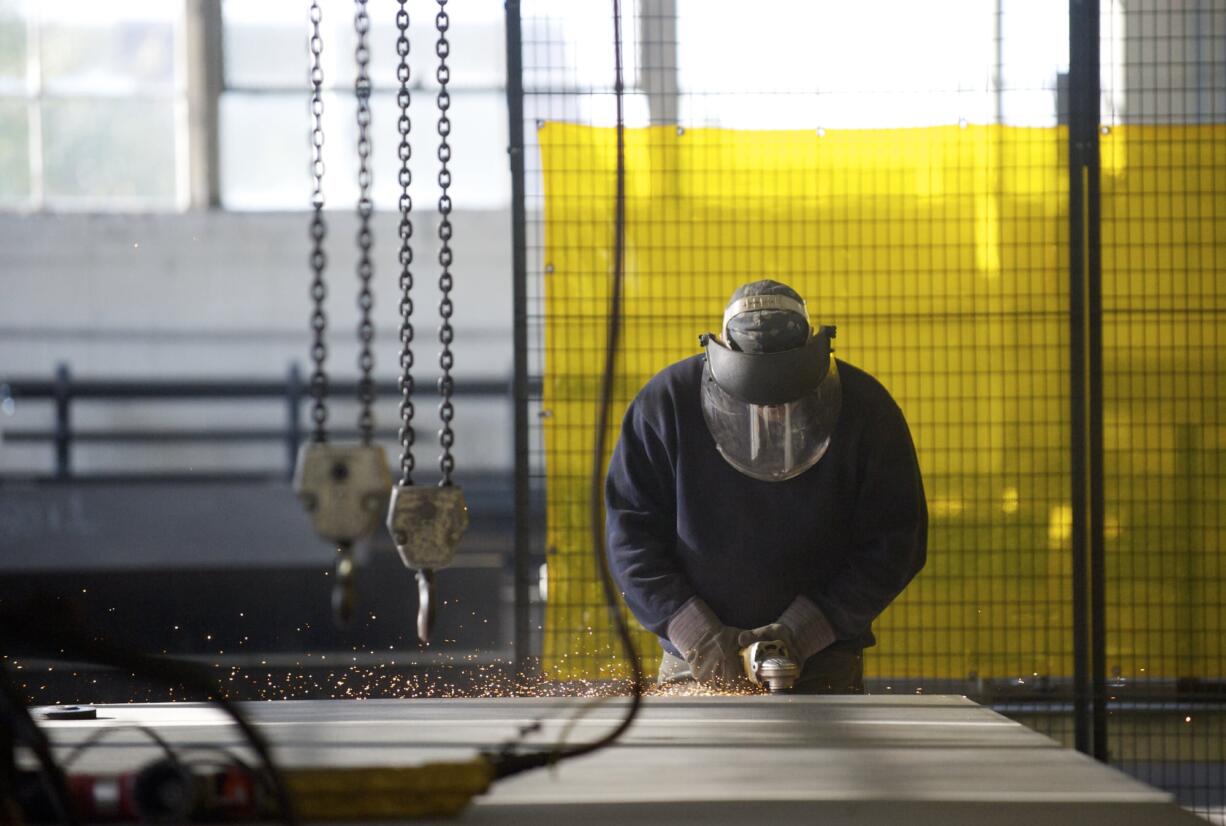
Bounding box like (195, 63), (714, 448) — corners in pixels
(0, 0), (196, 213)
(217, 0), (511, 213)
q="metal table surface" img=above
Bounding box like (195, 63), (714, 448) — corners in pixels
(38, 695), (1204, 825)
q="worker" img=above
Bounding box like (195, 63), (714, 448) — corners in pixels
(605, 280), (927, 693)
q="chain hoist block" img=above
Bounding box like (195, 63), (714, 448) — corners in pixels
(294, 443), (393, 544)
(386, 484), (468, 570)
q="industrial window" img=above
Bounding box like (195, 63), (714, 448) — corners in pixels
(676, 0), (1068, 128)
(0, 0), (188, 211)
(219, 0), (510, 212)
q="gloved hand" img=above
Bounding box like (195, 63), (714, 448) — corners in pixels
(737, 596), (837, 665)
(666, 597), (750, 687)
(685, 624), (749, 686)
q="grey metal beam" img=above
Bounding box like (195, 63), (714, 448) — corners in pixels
(185, 0), (224, 209)
(637, 0), (679, 126)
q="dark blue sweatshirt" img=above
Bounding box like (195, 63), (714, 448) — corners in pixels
(605, 354), (927, 656)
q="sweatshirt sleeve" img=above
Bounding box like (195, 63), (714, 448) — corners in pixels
(604, 393), (698, 639)
(807, 397), (928, 641)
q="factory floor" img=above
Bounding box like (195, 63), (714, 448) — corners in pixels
(39, 695), (1205, 825)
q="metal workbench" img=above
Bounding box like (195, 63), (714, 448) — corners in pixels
(39, 695), (1205, 824)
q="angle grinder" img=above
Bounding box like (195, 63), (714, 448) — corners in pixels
(740, 639), (800, 693)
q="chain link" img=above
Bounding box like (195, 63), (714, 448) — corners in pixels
(395, 0), (416, 485)
(308, 0), (328, 443)
(435, 0), (456, 484)
(354, 0), (376, 446)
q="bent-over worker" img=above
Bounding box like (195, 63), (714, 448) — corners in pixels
(605, 280), (927, 693)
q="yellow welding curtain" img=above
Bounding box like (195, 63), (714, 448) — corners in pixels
(537, 122), (1226, 682)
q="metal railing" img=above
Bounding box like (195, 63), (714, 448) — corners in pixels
(0, 362), (531, 481)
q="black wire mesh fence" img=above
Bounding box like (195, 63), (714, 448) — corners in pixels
(508, 0), (1223, 818)
(1099, 0), (1225, 816)
(516, 0), (1073, 689)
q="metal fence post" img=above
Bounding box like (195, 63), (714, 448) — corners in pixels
(286, 362), (304, 481)
(53, 362), (72, 480)
(1068, 0), (1106, 761)
(505, 0), (535, 684)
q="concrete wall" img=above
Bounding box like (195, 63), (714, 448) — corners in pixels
(0, 209), (517, 476)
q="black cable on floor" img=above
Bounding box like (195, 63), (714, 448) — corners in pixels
(491, 0), (642, 780)
(0, 606), (295, 825)
(0, 666), (76, 825)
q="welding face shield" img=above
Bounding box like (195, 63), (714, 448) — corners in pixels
(700, 295), (841, 482)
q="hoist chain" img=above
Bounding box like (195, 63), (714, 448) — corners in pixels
(354, 0), (376, 446)
(435, 0), (457, 485)
(307, 0), (328, 443)
(395, 0), (416, 485)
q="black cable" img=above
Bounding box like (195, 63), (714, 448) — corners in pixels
(177, 747), (255, 775)
(58, 725), (180, 771)
(54, 728), (276, 821)
(0, 665), (76, 825)
(0, 610), (295, 825)
(491, 0), (642, 780)
(0, 704), (15, 822)
(178, 745), (279, 807)
(54, 726), (250, 824)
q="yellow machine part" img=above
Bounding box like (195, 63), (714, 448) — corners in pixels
(537, 122), (1226, 682)
(284, 757), (493, 820)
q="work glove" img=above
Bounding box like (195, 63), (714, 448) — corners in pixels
(737, 596), (837, 666)
(666, 597), (749, 687)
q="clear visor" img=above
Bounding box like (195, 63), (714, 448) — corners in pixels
(700, 357), (842, 482)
